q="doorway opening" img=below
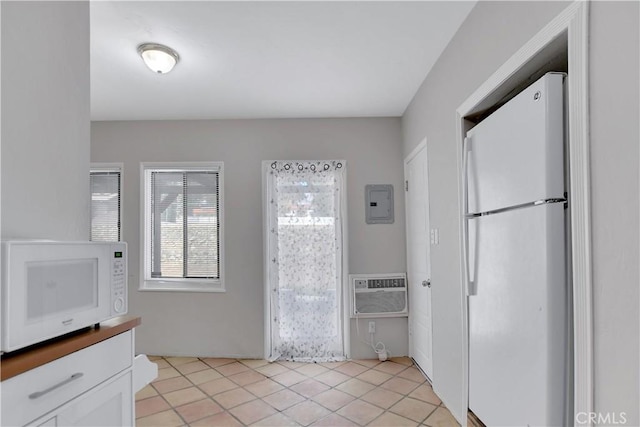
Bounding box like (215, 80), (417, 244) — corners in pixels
(263, 160), (348, 362)
(455, 2), (590, 425)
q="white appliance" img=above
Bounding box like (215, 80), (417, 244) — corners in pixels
(463, 73), (569, 426)
(1, 240), (128, 353)
(350, 273), (408, 318)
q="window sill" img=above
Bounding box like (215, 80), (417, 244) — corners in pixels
(139, 280), (225, 293)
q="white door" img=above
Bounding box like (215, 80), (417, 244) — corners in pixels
(405, 141), (433, 379)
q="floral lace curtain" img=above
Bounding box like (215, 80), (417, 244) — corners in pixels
(265, 160), (346, 362)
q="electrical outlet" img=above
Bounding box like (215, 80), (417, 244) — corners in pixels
(368, 321), (375, 334)
(430, 228), (440, 245)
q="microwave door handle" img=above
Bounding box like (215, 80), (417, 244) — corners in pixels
(28, 372), (84, 399)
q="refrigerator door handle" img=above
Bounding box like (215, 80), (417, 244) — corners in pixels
(462, 137), (476, 296)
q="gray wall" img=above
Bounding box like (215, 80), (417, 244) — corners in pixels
(402, 0), (639, 424)
(589, 2), (639, 423)
(91, 118), (408, 359)
(1, 1), (90, 240)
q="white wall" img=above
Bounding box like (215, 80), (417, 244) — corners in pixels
(1, 1), (90, 240)
(401, 0), (639, 424)
(91, 118), (408, 359)
(402, 0), (571, 416)
(589, 2), (639, 423)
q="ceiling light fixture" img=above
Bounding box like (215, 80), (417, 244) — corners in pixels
(137, 43), (180, 74)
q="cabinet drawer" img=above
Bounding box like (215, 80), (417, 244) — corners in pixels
(1, 331), (132, 427)
(30, 370), (133, 427)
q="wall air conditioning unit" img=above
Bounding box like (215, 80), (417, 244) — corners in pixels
(350, 273), (408, 318)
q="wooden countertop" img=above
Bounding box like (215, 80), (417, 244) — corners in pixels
(1, 315), (141, 381)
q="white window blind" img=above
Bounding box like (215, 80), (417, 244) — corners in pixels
(90, 168), (121, 242)
(142, 163), (224, 292)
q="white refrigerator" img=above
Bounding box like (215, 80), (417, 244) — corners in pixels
(464, 73), (570, 426)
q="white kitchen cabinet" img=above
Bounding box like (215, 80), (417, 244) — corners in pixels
(34, 370), (133, 427)
(1, 317), (156, 427)
(2, 332), (132, 426)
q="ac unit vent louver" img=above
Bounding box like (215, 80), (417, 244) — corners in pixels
(350, 273), (408, 318)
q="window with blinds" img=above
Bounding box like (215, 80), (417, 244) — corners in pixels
(142, 163), (224, 292)
(90, 167), (121, 242)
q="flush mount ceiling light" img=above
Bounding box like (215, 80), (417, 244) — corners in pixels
(137, 43), (180, 74)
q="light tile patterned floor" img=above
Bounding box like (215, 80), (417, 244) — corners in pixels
(136, 356), (460, 427)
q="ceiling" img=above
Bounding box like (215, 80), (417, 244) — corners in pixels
(90, 1), (476, 121)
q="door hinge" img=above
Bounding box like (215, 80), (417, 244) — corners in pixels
(405, 180), (409, 191)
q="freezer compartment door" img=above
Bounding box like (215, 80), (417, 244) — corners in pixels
(466, 73), (565, 214)
(468, 203), (568, 426)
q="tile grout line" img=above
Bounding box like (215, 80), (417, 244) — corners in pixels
(146, 369), (190, 426)
(177, 357), (246, 425)
(150, 357), (249, 426)
(138, 356), (454, 427)
(149, 359), (420, 422)
(147, 357), (217, 424)
(150, 364), (415, 425)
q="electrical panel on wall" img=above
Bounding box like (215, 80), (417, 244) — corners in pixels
(365, 184), (394, 224)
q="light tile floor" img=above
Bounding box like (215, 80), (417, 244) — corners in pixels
(136, 356), (460, 427)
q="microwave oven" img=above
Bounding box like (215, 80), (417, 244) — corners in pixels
(1, 240), (127, 353)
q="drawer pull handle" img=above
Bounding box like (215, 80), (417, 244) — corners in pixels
(28, 372), (84, 399)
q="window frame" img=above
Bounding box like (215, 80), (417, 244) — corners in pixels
(140, 162), (225, 293)
(90, 163), (123, 242)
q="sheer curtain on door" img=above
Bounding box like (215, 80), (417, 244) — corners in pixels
(265, 160), (346, 362)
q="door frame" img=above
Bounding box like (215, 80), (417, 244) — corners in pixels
(455, 2), (591, 425)
(404, 138), (433, 379)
